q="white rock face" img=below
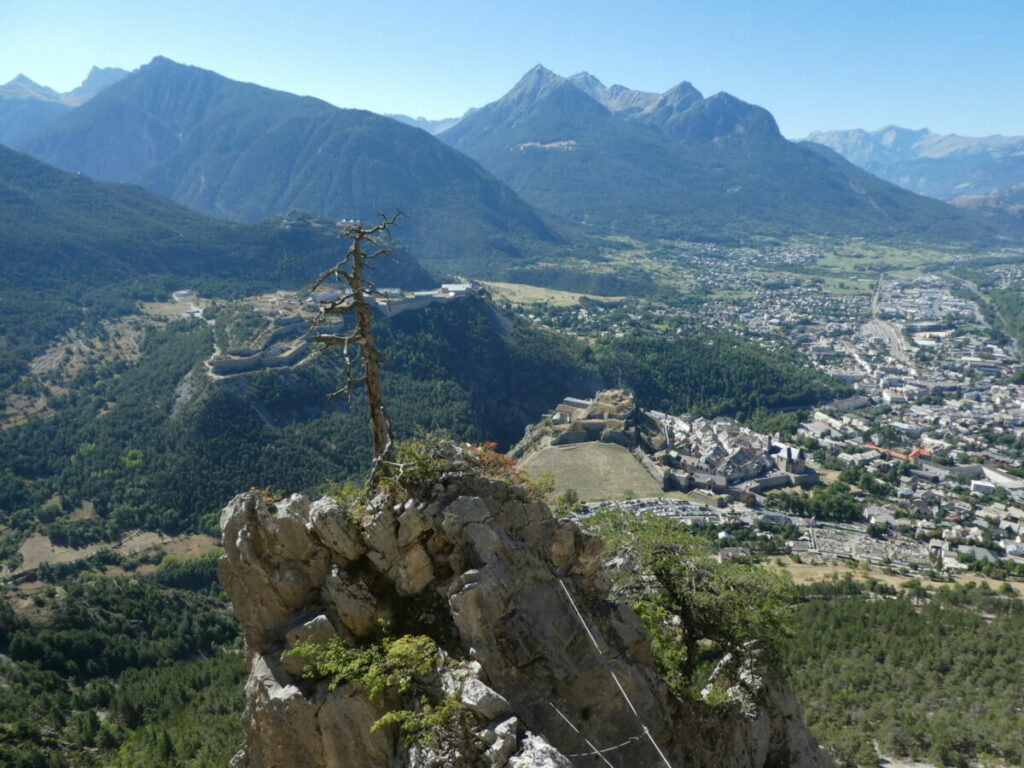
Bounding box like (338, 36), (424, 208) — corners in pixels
(219, 464), (834, 768)
(459, 677), (511, 720)
(507, 733), (574, 768)
(481, 716), (519, 767)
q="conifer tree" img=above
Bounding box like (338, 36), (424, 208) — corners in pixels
(311, 213), (401, 486)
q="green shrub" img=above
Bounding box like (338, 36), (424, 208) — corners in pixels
(286, 623), (468, 747)
(580, 508), (795, 695)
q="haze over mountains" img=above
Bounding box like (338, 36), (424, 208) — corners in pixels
(805, 126), (1024, 214)
(386, 112), (467, 134)
(438, 66), (1010, 244)
(3, 66), (129, 107)
(0, 66), (127, 148)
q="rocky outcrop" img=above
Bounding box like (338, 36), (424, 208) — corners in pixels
(219, 450), (833, 768)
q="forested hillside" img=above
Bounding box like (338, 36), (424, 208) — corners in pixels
(0, 554), (244, 767)
(0, 293), (845, 568)
(0, 298), (583, 557)
(592, 330), (846, 417)
(0, 145), (431, 391)
(0, 144), (432, 290)
(18, 56), (566, 275)
(782, 578), (1024, 768)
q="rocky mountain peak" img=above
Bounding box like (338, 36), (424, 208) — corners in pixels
(566, 71), (605, 99)
(66, 65), (129, 105)
(568, 71), (660, 115)
(505, 64), (572, 104)
(218, 441), (834, 767)
(686, 91), (782, 141)
(147, 54), (178, 68)
(441, 64), (611, 141)
(649, 80), (703, 111)
(0, 73), (60, 101)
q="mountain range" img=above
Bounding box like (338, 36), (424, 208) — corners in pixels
(438, 66), (1011, 244)
(387, 112), (469, 134)
(0, 143), (429, 291)
(0, 67), (127, 148)
(4, 57), (1021, 273)
(0, 67), (128, 107)
(804, 126), (1024, 214)
(11, 57), (564, 276)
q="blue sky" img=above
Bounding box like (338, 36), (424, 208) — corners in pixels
(1, 0), (1022, 138)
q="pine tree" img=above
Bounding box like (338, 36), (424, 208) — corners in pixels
(311, 212), (402, 486)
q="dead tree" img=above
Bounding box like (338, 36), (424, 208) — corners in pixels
(311, 212), (402, 486)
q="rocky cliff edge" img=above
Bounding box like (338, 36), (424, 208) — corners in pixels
(218, 444), (833, 768)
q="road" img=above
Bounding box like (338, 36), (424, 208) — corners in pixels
(861, 278), (913, 365)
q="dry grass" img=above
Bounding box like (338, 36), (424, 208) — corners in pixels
(5, 580), (66, 627)
(814, 467), (842, 485)
(160, 533), (218, 558)
(139, 297), (209, 320)
(116, 531), (217, 558)
(247, 290), (309, 316)
(518, 441), (664, 502)
(102, 563), (159, 577)
(15, 534), (104, 574)
(69, 500), (96, 522)
(878, 757), (942, 768)
(0, 392), (52, 429)
(11, 530), (218, 576)
(768, 558), (1020, 594)
(480, 281), (624, 307)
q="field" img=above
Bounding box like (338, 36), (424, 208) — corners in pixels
(13, 533), (104, 574)
(752, 240), (968, 295)
(8, 529), (218, 576)
(818, 242), (957, 272)
(139, 295), (211, 320)
(817, 274), (875, 295)
(517, 441), (664, 501)
(480, 280), (624, 307)
(5, 580), (66, 628)
(768, 558), (1020, 595)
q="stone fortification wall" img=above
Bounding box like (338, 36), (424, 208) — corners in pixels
(209, 343), (309, 376)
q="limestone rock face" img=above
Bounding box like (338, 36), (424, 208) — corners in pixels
(219, 461), (833, 768)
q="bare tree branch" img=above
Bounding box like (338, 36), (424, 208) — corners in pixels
(310, 211), (404, 486)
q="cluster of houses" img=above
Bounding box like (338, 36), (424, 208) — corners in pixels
(795, 393), (1024, 570)
(503, 248), (1024, 575)
(530, 390), (817, 507)
(537, 375), (1024, 571)
(644, 410), (817, 499)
